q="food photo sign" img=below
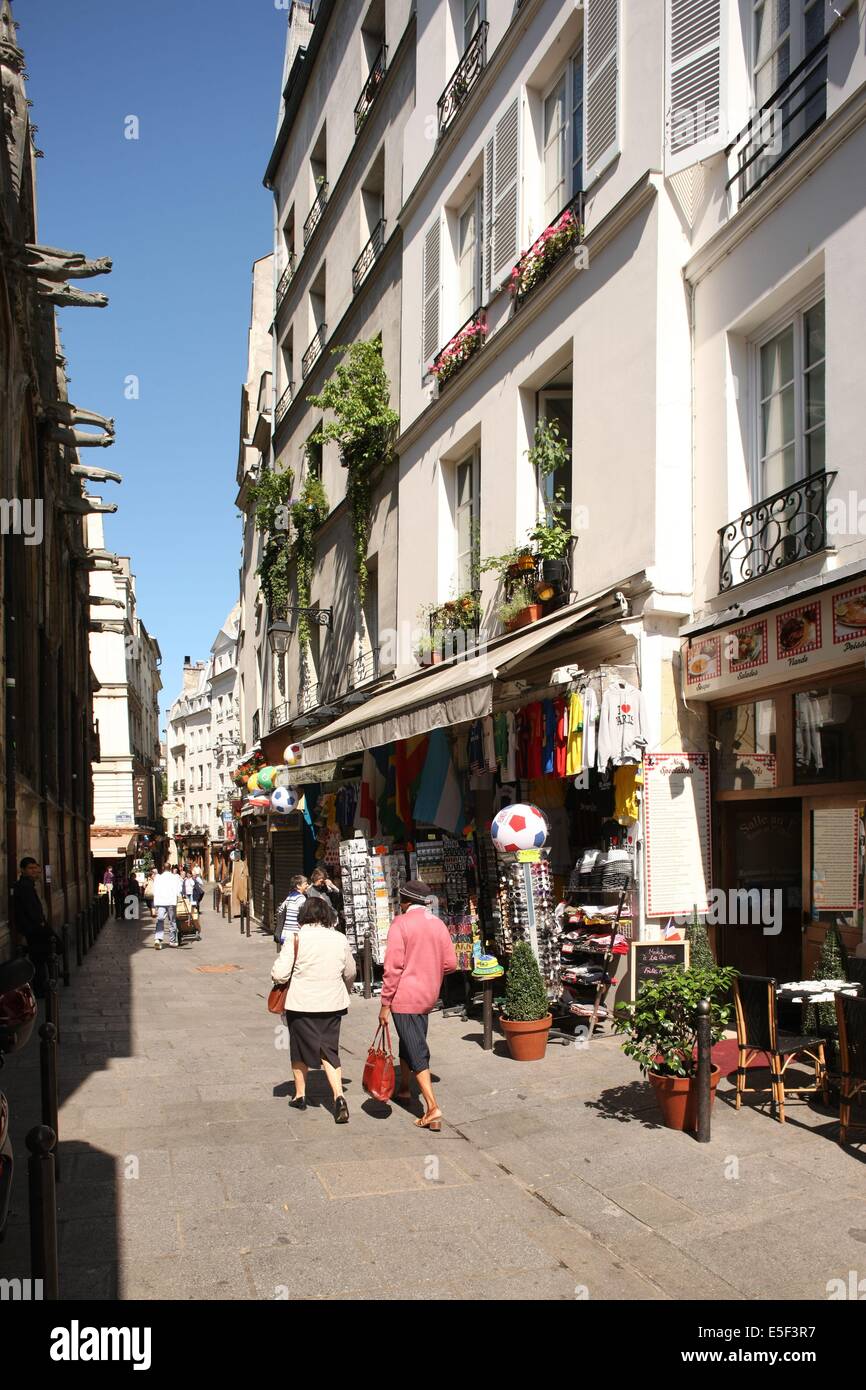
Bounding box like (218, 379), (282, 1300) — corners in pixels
(683, 578), (866, 699)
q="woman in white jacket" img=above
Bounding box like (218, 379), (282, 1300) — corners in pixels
(272, 896), (356, 1123)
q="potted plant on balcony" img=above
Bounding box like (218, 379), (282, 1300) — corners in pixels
(428, 315), (487, 388)
(613, 963), (736, 1132)
(498, 582), (542, 633)
(528, 490), (576, 601)
(499, 940), (552, 1061)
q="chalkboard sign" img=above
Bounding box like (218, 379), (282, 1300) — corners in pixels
(626, 940), (690, 1001)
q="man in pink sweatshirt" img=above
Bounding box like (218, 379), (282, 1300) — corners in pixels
(379, 880), (457, 1131)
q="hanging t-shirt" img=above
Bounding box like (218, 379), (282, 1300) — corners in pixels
(565, 690), (584, 775)
(613, 764), (643, 824)
(503, 710), (517, 782)
(482, 715), (497, 772)
(494, 712), (509, 768)
(554, 697), (568, 778)
(526, 703), (544, 778)
(468, 720), (485, 774)
(581, 686), (599, 770)
(597, 681), (648, 767)
(542, 700), (557, 775)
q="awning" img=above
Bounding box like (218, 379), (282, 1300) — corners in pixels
(301, 601), (606, 763)
(90, 833), (136, 859)
(679, 559), (866, 640)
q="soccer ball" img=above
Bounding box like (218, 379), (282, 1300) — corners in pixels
(246, 772), (260, 793)
(491, 803), (549, 853)
(256, 766), (277, 792)
(271, 786), (299, 814)
(284, 742), (303, 766)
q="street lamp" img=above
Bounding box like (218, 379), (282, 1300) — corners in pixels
(268, 608), (333, 657)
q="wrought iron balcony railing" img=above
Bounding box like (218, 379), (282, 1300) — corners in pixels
(719, 471), (835, 592)
(346, 647), (380, 689)
(726, 34), (829, 203)
(430, 308), (487, 389)
(303, 183), (329, 246)
(437, 22), (488, 138)
(275, 253), (296, 314)
(302, 324), (327, 379)
(511, 192), (585, 307)
(252, 710), (260, 745)
(275, 382), (294, 428)
(354, 45), (387, 134)
(352, 218), (386, 293)
(269, 701), (291, 733)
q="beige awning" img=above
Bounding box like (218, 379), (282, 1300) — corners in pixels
(301, 602), (604, 763)
(90, 833), (136, 859)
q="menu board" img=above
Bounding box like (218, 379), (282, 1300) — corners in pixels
(812, 807), (859, 911)
(683, 578), (866, 699)
(627, 940), (691, 1000)
(644, 753), (712, 917)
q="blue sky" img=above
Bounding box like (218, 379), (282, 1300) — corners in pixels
(21, 0), (285, 730)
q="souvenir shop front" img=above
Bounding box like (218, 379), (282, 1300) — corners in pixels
(682, 568), (866, 981)
(287, 598), (666, 1028)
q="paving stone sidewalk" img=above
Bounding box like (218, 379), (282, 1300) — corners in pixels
(1, 904), (864, 1301)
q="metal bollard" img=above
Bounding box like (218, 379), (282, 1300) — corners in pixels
(61, 923), (71, 986)
(695, 998), (712, 1143)
(45, 943), (61, 1045)
(212, 884), (219, 911)
(26, 1125), (59, 1300)
(245, 903), (250, 939)
(363, 934), (372, 1000)
(38, 1022), (60, 1182)
(74, 911), (83, 968)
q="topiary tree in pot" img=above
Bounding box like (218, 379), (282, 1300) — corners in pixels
(686, 907), (716, 973)
(500, 940), (552, 1061)
(613, 964), (736, 1131)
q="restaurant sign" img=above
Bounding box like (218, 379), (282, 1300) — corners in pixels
(683, 577), (866, 700)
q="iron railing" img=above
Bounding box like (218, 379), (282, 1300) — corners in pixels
(431, 308), (487, 389)
(275, 253), (296, 314)
(354, 44), (388, 134)
(719, 471), (835, 592)
(352, 218), (386, 293)
(511, 192), (585, 307)
(275, 382), (294, 428)
(303, 183), (329, 246)
(726, 34), (829, 203)
(252, 711), (260, 745)
(346, 647), (380, 688)
(269, 701), (290, 733)
(302, 324), (327, 379)
(437, 22), (488, 137)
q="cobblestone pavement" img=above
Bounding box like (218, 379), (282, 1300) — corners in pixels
(1, 904), (864, 1301)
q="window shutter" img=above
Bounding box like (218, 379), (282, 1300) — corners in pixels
(583, 0), (620, 184)
(665, 0), (726, 174)
(491, 97), (520, 286)
(482, 136), (494, 301)
(421, 216), (441, 370)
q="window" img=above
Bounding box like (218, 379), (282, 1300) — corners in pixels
(306, 426), (324, 480)
(361, 557), (379, 657)
(755, 297), (824, 499)
(749, 0), (825, 185)
(455, 450), (480, 595)
(457, 190), (481, 323)
(464, 0), (483, 52)
(571, 49), (584, 197)
(543, 52), (584, 224)
(537, 388), (573, 519)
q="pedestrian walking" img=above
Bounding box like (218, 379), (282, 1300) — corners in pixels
(11, 857), (59, 997)
(191, 870), (205, 939)
(378, 880), (457, 1132)
(306, 866), (343, 928)
(152, 863), (180, 949)
(271, 896), (356, 1123)
(275, 874), (308, 944)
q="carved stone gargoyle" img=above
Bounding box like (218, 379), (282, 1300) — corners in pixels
(45, 424), (114, 449)
(37, 281), (109, 309)
(21, 243), (112, 281)
(44, 401), (115, 435)
(89, 620), (125, 634)
(90, 596), (125, 609)
(69, 463), (122, 485)
(59, 495), (118, 516)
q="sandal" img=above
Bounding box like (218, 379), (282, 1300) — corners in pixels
(414, 1109), (442, 1132)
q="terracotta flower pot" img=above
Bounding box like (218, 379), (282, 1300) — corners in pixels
(500, 1013), (552, 1061)
(648, 1064), (721, 1132)
(505, 604), (543, 632)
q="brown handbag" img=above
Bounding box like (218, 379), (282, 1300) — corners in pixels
(268, 932), (299, 1014)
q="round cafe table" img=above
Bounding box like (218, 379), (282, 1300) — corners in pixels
(776, 979), (862, 1007)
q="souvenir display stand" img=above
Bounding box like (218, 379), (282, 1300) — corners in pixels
(554, 883), (632, 1041)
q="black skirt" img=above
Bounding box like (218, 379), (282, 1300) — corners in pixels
(284, 1009), (346, 1069)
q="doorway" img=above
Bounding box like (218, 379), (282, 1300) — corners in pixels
(720, 800), (803, 981)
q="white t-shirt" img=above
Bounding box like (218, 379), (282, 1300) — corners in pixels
(153, 871), (180, 908)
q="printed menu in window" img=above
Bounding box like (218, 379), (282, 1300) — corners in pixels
(644, 753), (712, 918)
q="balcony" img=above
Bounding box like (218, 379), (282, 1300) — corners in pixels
(252, 710), (260, 745)
(345, 647), (380, 689)
(352, 219), (386, 293)
(726, 34), (829, 204)
(354, 44), (387, 134)
(275, 254), (296, 315)
(719, 471), (836, 592)
(303, 183), (329, 246)
(437, 23), (488, 139)
(268, 681), (324, 733)
(269, 700), (291, 733)
(275, 382), (294, 428)
(430, 309), (487, 389)
(510, 193), (585, 308)
(302, 324), (327, 379)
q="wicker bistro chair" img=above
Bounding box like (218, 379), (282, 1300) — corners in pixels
(835, 991), (866, 1145)
(732, 974), (828, 1123)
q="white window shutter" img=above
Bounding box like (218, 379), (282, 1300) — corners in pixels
(665, 0), (726, 174)
(421, 216), (441, 370)
(491, 97), (520, 287)
(482, 136), (494, 302)
(583, 0), (620, 185)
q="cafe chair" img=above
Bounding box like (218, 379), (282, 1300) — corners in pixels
(834, 991), (866, 1145)
(732, 974), (828, 1124)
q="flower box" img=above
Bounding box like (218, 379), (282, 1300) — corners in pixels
(509, 206), (583, 303)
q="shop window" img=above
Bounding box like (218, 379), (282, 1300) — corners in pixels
(714, 699), (777, 791)
(794, 682), (866, 785)
(755, 296), (825, 500)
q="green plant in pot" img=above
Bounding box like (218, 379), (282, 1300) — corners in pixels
(498, 582), (541, 632)
(500, 940), (552, 1060)
(613, 963), (736, 1132)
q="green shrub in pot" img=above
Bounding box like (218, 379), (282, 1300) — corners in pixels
(613, 964), (736, 1079)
